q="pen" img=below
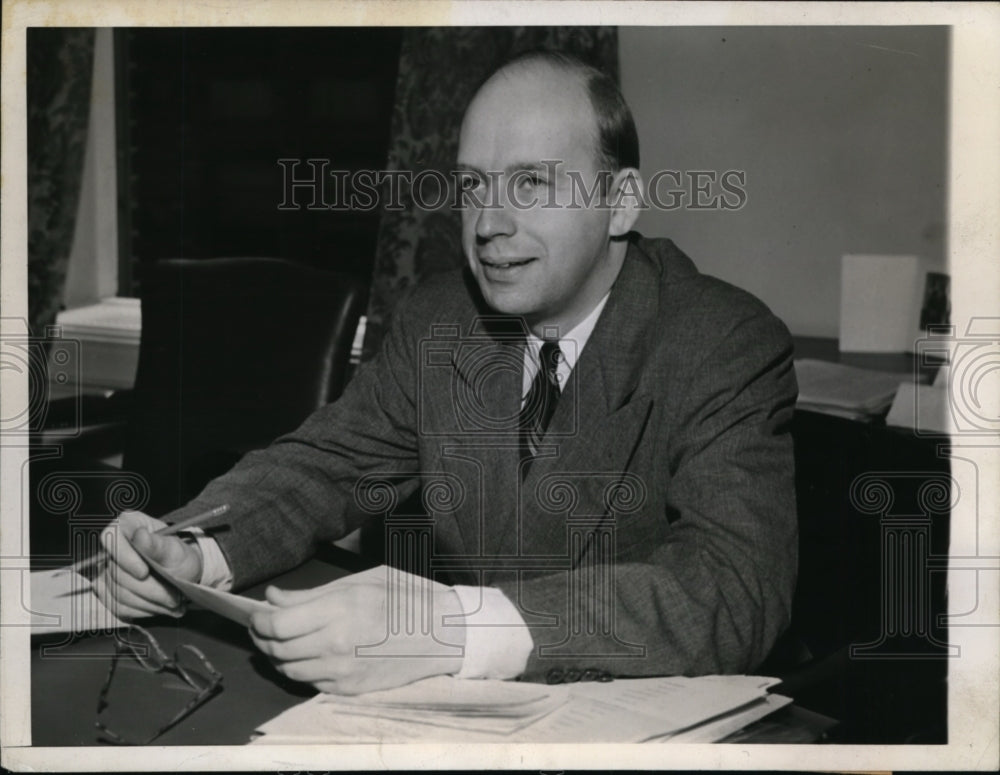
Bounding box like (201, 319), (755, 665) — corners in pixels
(57, 503), (230, 576)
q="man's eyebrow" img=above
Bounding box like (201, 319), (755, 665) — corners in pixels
(505, 161), (554, 176)
(453, 162), (555, 176)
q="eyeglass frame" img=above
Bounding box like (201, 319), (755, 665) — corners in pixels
(95, 623), (223, 745)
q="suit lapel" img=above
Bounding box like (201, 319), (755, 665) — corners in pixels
(442, 317), (526, 561)
(434, 243), (665, 575)
(517, 243), (664, 566)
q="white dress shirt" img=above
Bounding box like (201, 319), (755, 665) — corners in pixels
(194, 291), (611, 680)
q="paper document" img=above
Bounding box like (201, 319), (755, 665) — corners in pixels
(517, 675), (769, 743)
(886, 381), (949, 433)
(659, 693), (794, 743)
(839, 253), (924, 353)
(320, 675), (569, 734)
(794, 358), (906, 417)
(254, 698), (504, 744)
(134, 560), (435, 629)
(137, 549), (274, 627)
(253, 673), (783, 744)
(24, 569), (127, 634)
(326, 673), (565, 711)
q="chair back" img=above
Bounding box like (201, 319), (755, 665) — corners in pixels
(123, 258), (366, 514)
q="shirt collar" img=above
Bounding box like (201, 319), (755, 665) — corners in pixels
(524, 291), (611, 379)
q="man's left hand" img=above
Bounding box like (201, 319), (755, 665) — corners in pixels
(249, 575), (466, 694)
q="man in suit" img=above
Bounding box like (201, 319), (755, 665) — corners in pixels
(97, 51), (798, 694)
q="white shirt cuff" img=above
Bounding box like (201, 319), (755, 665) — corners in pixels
(180, 528), (234, 591)
(451, 585), (533, 680)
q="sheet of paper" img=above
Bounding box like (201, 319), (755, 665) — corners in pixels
(320, 673), (563, 710)
(332, 700), (567, 734)
(320, 678), (569, 734)
(137, 550), (274, 627)
(135, 560), (441, 629)
(794, 358), (906, 413)
(25, 568), (127, 634)
(316, 675), (568, 734)
(567, 675), (768, 736)
(886, 381), (949, 433)
(698, 674), (783, 692)
(660, 693), (794, 743)
(254, 697), (511, 744)
(513, 695), (668, 742)
(839, 253), (924, 352)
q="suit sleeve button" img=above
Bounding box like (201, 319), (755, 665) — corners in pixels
(546, 668), (565, 685)
(597, 670), (614, 682)
(564, 668), (582, 683)
(580, 668), (599, 682)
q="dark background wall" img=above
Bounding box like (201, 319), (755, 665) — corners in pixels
(116, 28), (402, 294)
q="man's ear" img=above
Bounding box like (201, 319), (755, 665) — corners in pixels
(607, 168), (645, 237)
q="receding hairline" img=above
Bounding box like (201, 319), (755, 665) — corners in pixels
(476, 54), (595, 110)
(492, 52), (595, 88)
(463, 57), (603, 157)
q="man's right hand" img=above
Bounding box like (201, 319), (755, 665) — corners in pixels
(93, 510), (203, 620)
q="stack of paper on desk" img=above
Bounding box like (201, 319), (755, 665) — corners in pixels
(252, 674), (788, 744)
(660, 692), (793, 743)
(317, 677), (569, 734)
(794, 358), (907, 419)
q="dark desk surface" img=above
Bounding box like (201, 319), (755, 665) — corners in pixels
(32, 556), (354, 746)
(793, 335), (938, 381)
(32, 555), (835, 746)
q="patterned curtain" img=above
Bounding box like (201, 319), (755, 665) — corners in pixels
(27, 28), (96, 338)
(362, 26), (618, 359)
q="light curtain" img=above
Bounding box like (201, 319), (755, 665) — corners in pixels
(27, 28), (96, 339)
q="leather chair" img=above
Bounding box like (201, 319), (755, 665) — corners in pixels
(123, 257), (367, 515)
(31, 258), (367, 560)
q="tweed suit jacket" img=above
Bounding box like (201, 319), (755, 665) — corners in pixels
(170, 235), (799, 682)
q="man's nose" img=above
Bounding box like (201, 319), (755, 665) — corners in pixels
(474, 196), (516, 241)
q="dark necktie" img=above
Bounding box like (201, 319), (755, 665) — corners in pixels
(519, 340), (562, 472)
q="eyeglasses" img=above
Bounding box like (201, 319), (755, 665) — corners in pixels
(95, 624), (222, 745)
